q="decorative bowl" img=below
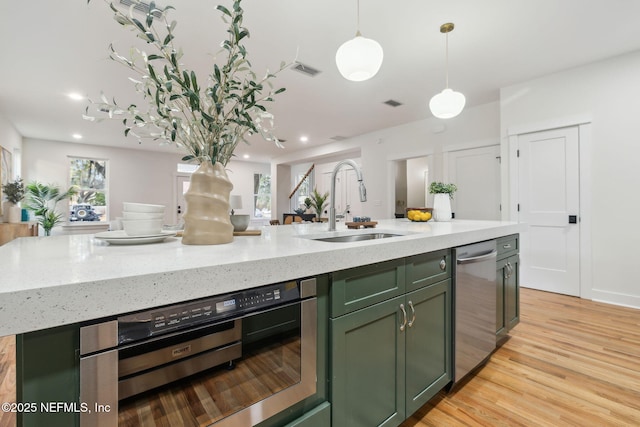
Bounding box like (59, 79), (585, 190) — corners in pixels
(122, 211), (164, 220)
(122, 219), (163, 236)
(122, 202), (165, 213)
(406, 207), (433, 222)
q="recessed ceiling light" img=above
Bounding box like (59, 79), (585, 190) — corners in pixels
(72, 133), (83, 140)
(243, 154), (250, 159)
(68, 93), (84, 101)
(299, 136), (309, 143)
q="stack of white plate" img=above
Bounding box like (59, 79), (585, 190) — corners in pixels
(121, 202), (165, 236)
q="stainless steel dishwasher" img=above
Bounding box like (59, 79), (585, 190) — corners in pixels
(453, 240), (497, 385)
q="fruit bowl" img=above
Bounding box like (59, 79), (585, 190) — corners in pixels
(406, 207), (433, 222)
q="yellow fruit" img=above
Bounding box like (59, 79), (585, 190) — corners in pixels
(407, 210), (417, 220)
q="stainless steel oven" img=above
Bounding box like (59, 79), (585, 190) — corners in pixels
(79, 278), (317, 427)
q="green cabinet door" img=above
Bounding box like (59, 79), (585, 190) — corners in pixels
(506, 254), (520, 330)
(405, 279), (452, 415)
(496, 257), (508, 342)
(496, 253), (520, 344)
(331, 295), (406, 427)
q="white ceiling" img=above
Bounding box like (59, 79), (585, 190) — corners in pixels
(1, 0), (640, 164)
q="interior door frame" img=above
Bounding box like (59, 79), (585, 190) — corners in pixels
(506, 115), (593, 299)
(173, 172), (192, 224)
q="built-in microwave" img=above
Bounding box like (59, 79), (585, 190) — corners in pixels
(79, 278), (318, 426)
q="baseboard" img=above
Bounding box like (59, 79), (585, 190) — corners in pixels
(591, 288), (640, 310)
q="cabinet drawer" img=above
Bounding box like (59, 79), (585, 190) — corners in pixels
(405, 249), (451, 293)
(331, 259), (405, 318)
(497, 234), (518, 258)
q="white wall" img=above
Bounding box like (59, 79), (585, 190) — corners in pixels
(22, 138), (184, 225)
(0, 113), (23, 221)
(273, 102), (500, 219)
(21, 138), (268, 227)
(500, 50), (640, 307)
(0, 114), (22, 170)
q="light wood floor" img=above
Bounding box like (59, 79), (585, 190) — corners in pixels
(1, 288), (640, 426)
(401, 288), (640, 426)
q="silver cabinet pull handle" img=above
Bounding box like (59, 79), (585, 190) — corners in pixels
(439, 259), (447, 271)
(399, 304), (408, 332)
(505, 262), (513, 279)
(408, 301), (416, 328)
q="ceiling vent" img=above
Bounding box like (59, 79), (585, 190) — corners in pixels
(291, 62), (321, 77)
(119, 0), (163, 18)
(383, 99), (403, 107)
(330, 135), (347, 141)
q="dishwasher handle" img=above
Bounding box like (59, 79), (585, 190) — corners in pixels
(457, 249), (497, 265)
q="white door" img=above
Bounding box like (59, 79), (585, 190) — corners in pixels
(176, 175), (190, 224)
(448, 145), (501, 220)
(517, 127), (580, 296)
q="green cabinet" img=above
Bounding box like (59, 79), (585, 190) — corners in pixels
(496, 235), (520, 344)
(330, 250), (452, 427)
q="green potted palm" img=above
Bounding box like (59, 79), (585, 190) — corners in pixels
(309, 188), (329, 221)
(85, 0), (287, 244)
(429, 182), (457, 222)
(2, 178), (25, 223)
(24, 182), (77, 236)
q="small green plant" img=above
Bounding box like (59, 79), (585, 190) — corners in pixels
(24, 182), (77, 236)
(429, 182), (458, 199)
(304, 197), (312, 210)
(2, 178), (25, 204)
(310, 188), (329, 218)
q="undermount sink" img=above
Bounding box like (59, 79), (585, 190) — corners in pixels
(311, 233), (403, 243)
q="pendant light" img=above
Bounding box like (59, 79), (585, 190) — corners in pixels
(429, 23), (466, 119)
(335, 0), (383, 82)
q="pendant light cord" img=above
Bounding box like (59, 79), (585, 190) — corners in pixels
(445, 31), (450, 89)
(356, 0), (361, 36)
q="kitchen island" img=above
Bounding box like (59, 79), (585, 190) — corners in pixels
(0, 219), (523, 427)
(0, 219), (521, 337)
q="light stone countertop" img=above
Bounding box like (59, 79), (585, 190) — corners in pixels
(0, 219), (523, 336)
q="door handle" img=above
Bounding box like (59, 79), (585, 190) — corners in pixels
(407, 301), (416, 328)
(399, 304), (408, 332)
(568, 215), (577, 224)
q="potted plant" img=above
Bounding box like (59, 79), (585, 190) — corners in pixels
(429, 181), (457, 222)
(85, 0), (287, 244)
(304, 197), (313, 214)
(2, 178), (25, 223)
(24, 182), (77, 236)
(309, 188), (329, 221)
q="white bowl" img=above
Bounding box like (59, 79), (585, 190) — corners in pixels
(122, 202), (165, 213)
(122, 211), (164, 220)
(122, 219), (163, 236)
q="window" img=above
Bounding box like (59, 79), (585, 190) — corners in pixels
(68, 157), (108, 222)
(254, 173), (271, 219)
(293, 174), (311, 211)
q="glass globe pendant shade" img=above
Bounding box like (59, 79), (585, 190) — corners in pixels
(335, 34), (384, 82)
(429, 88), (466, 119)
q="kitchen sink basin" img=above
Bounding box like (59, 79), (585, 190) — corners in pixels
(311, 232), (403, 243)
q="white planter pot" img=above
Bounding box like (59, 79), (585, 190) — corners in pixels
(432, 194), (452, 222)
(7, 203), (22, 223)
